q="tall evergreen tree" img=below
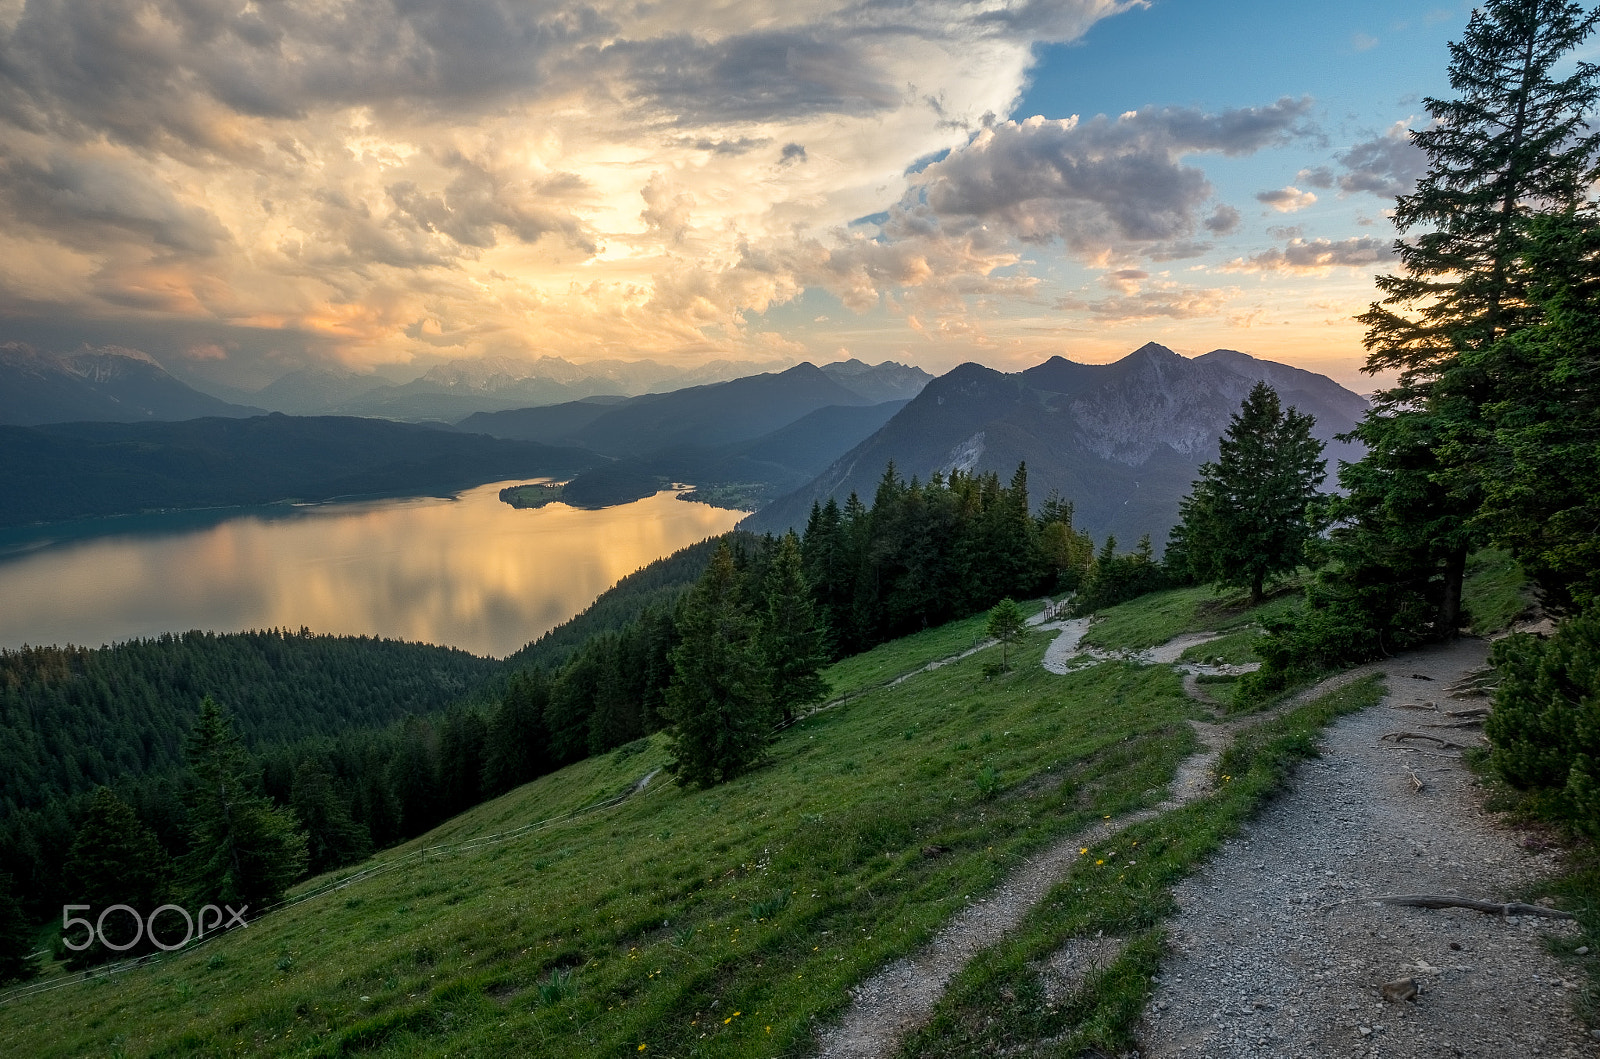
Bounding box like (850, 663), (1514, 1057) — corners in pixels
(663, 542), (773, 787)
(1174, 383), (1326, 603)
(482, 669), (553, 795)
(0, 870), (37, 985)
(1476, 209), (1600, 612)
(61, 787), (169, 966)
(290, 760), (371, 877)
(760, 533), (829, 725)
(180, 697), (307, 913)
(1346, 0), (1600, 633)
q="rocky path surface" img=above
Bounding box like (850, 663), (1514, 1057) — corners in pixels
(815, 621), (1265, 1059)
(812, 619), (1594, 1058)
(1138, 636), (1595, 1059)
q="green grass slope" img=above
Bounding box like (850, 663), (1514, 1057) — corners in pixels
(0, 606), (1198, 1057)
(0, 585), (1365, 1057)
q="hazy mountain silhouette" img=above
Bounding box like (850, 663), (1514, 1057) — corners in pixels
(743, 344), (1369, 547)
(0, 344), (263, 425)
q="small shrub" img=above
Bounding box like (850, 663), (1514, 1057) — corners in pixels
(974, 764), (1003, 800)
(749, 893), (789, 920)
(1486, 606), (1600, 836)
(537, 967), (575, 1006)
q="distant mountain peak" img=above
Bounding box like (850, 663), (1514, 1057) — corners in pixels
(746, 345), (1370, 549)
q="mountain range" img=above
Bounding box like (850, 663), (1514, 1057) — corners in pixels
(744, 343), (1369, 547)
(0, 415), (599, 527)
(214, 355), (810, 421)
(0, 344), (262, 425)
(461, 361), (930, 508)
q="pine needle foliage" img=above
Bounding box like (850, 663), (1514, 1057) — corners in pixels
(179, 697), (307, 914)
(1341, 0), (1600, 635)
(663, 542), (774, 787)
(1173, 382), (1325, 604)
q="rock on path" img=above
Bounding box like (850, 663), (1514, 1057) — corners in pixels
(1138, 637), (1594, 1059)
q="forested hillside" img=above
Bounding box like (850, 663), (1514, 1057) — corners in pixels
(0, 414), (600, 526)
(0, 629), (500, 814)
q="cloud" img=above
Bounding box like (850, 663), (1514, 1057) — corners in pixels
(1221, 236), (1393, 273)
(1203, 204), (1241, 235)
(1335, 121), (1427, 199)
(0, 0), (1313, 375)
(608, 31), (899, 124)
(910, 99), (1312, 256)
(1055, 283), (1234, 322)
(0, 145), (230, 253)
(1255, 186), (1317, 213)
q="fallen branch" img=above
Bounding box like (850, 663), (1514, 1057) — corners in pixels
(1383, 731), (1471, 749)
(1375, 894), (1575, 920)
(1443, 706), (1489, 719)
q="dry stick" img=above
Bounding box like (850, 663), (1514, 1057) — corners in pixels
(1383, 731), (1472, 749)
(1375, 895), (1576, 920)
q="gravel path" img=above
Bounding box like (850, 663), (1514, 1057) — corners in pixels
(1137, 636), (1596, 1059)
(814, 625), (1248, 1059)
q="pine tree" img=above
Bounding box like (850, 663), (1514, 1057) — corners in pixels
(180, 697), (307, 914)
(985, 599), (1026, 673)
(1476, 209), (1600, 613)
(0, 870), (38, 985)
(760, 533), (829, 725)
(61, 786), (169, 966)
(290, 760), (371, 877)
(1174, 382), (1326, 604)
(663, 541), (774, 787)
(1348, 0), (1600, 632)
(482, 669), (553, 794)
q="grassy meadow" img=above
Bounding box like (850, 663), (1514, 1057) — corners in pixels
(0, 584), (1383, 1057)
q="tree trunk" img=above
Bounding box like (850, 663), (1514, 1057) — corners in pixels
(1250, 571), (1264, 606)
(1439, 545), (1468, 637)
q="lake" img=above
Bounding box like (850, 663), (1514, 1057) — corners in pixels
(0, 482), (745, 657)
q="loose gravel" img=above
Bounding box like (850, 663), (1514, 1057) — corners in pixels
(1137, 636), (1595, 1059)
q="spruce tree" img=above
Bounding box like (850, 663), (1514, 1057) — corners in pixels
(1347, 0), (1600, 632)
(1476, 209), (1600, 613)
(760, 533), (829, 725)
(663, 541), (774, 787)
(61, 786), (170, 966)
(180, 697), (307, 914)
(482, 669), (553, 794)
(0, 870), (37, 985)
(1174, 382), (1326, 604)
(290, 760), (371, 877)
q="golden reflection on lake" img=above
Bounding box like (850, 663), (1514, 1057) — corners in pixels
(0, 483), (746, 657)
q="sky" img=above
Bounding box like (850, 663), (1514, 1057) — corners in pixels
(0, 0), (1502, 392)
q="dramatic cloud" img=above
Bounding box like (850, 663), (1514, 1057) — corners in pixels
(0, 0), (1158, 373)
(0, 0), (1358, 379)
(908, 100), (1311, 258)
(1335, 121), (1428, 199)
(1255, 186), (1317, 213)
(1221, 236), (1393, 273)
(1298, 121), (1428, 201)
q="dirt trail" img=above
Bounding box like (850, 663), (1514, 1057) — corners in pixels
(814, 633), (1595, 1059)
(814, 629), (1267, 1059)
(1137, 636), (1594, 1059)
